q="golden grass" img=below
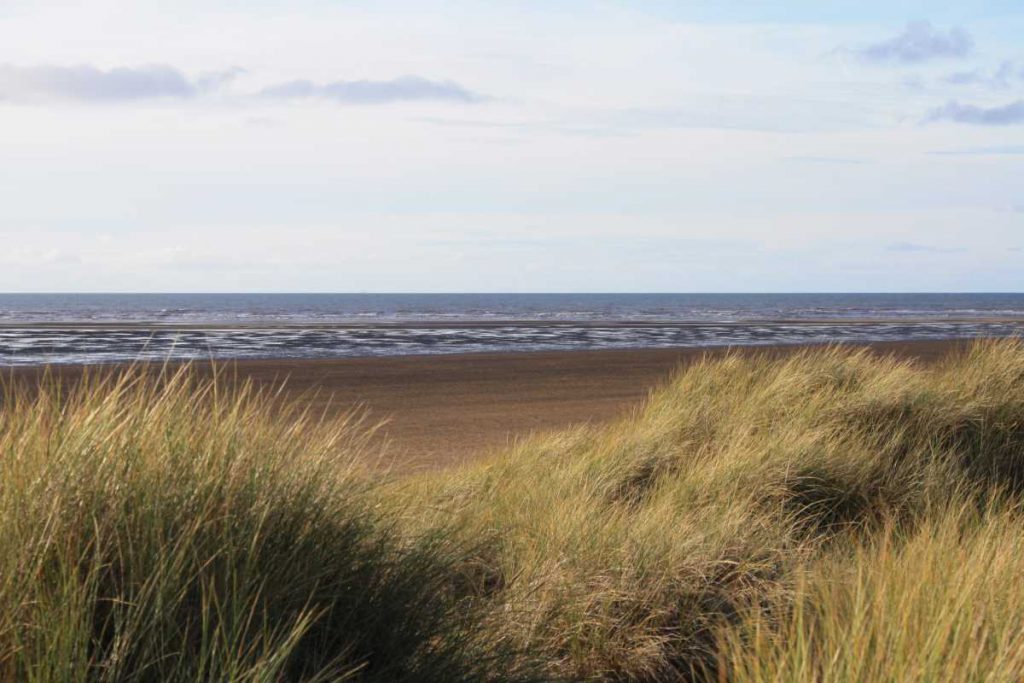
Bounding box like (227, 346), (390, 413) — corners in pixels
(715, 502), (1024, 682)
(6, 340), (1024, 680)
(391, 340), (1024, 680)
(0, 366), (527, 681)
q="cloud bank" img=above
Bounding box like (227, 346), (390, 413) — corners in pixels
(259, 75), (482, 104)
(0, 65), (480, 106)
(857, 21), (973, 64)
(0, 64), (231, 102)
(927, 100), (1024, 125)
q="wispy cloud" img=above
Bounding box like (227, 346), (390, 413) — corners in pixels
(0, 63), (239, 102)
(259, 75), (483, 104)
(926, 100), (1024, 125)
(941, 61), (1020, 88)
(196, 67), (247, 92)
(887, 242), (965, 253)
(929, 145), (1024, 155)
(0, 65), (479, 107)
(856, 21), (972, 64)
(784, 156), (872, 165)
(942, 70), (983, 85)
(0, 246), (79, 266)
(423, 93), (873, 137)
(421, 235), (760, 256)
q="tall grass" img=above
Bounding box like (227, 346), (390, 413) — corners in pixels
(0, 366), (528, 682)
(5, 340), (1024, 680)
(715, 502), (1024, 682)
(392, 340), (1024, 680)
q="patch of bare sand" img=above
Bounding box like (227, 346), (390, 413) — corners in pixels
(6, 340), (971, 471)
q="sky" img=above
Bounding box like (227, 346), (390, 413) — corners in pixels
(1, 0), (1022, 292)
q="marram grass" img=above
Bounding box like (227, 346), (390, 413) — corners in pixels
(5, 340), (1024, 681)
(0, 366), (528, 682)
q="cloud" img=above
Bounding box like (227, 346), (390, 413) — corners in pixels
(942, 69), (985, 85)
(431, 236), (759, 254)
(886, 242), (965, 253)
(857, 21), (972, 64)
(784, 156), (871, 165)
(929, 145), (1024, 155)
(942, 61), (1020, 88)
(0, 63), (218, 102)
(113, 246), (258, 271)
(926, 100), (1024, 125)
(196, 66), (246, 91)
(0, 246), (78, 266)
(0, 65), (476, 107)
(259, 75), (483, 104)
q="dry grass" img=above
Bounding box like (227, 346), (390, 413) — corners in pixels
(0, 366), (530, 681)
(5, 340), (1024, 680)
(715, 502), (1024, 682)
(392, 339), (1024, 680)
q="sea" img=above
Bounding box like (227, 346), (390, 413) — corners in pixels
(2, 293), (1023, 366)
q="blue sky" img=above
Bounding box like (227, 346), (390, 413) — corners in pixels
(1, 0), (1022, 292)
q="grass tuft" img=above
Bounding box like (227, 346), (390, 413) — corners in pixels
(0, 366), (531, 682)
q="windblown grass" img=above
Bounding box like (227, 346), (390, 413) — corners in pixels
(392, 339), (1024, 680)
(0, 367), (526, 682)
(6, 340), (1024, 680)
(715, 502), (1024, 682)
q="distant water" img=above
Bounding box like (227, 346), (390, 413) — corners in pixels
(2, 293), (1023, 366)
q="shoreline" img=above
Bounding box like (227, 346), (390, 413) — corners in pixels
(4, 339), (980, 471)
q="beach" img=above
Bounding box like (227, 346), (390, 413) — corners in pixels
(7, 2), (1022, 673)
(6, 339), (971, 471)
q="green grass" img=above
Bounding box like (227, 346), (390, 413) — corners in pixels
(6, 340), (1024, 680)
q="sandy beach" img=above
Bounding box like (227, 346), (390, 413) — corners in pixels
(6, 339), (972, 471)
(9, 2), (1023, 674)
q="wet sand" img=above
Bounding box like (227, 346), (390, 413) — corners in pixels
(3, 318), (1022, 329)
(5, 339), (973, 471)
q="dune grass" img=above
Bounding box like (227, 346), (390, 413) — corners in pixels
(391, 340), (1024, 680)
(4, 340), (1024, 680)
(0, 367), (529, 682)
(715, 502), (1024, 682)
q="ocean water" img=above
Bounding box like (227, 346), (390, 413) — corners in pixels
(1, 293), (1023, 366)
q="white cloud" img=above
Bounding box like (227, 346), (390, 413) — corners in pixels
(0, 64), (204, 102)
(941, 61), (1021, 88)
(259, 75), (483, 104)
(926, 100), (1024, 125)
(0, 63), (479, 106)
(886, 242), (966, 253)
(856, 21), (973, 64)
(0, 246), (77, 266)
